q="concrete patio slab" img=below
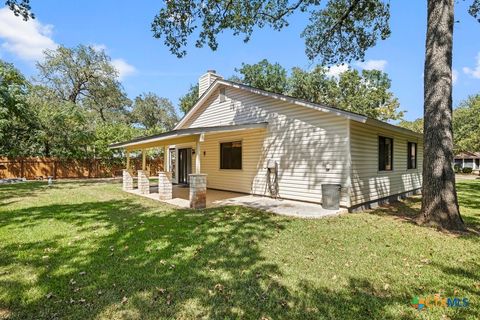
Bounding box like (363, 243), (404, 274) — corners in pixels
(126, 185), (344, 218)
(213, 195), (345, 218)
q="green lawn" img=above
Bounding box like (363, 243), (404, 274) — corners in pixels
(0, 180), (479, 320)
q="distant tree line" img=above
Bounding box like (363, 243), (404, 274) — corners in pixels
(0, 45), (179, 160)
(179, 59), (404, 121)
(399, 94), (480, 153)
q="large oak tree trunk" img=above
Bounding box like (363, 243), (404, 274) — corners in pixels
(420, 0), (465, 230)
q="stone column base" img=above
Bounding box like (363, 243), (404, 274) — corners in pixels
(122, 170), (133, 191)
(189, 174), (207, 209)
(138, 170), (150, 195)
(158, 171), (173, 200)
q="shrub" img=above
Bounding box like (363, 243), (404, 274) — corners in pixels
(462, 167), (473, 174)
(454, 165), (461, 173)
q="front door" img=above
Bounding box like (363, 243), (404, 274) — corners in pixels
(178, 148), (192, 185)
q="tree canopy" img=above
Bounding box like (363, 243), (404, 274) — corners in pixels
(178, 59), (402, 121)
(398, 118), (423, 134)
(131, 93), (178, 132)
(236, 59), (288, 94)
(399, 95), (480, 153)
(36, 45), (131, 123)
(453, 95), (480, 152)
(178, 83), (199, 115)
(0, 60), (36, 156)
(0, 45), (178, 160)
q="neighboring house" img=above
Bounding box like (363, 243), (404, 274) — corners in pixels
(110, 71), (423, 211)
(454, 152), (480, 171)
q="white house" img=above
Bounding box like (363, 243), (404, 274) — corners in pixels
(110, 71), (423, 212)
(454, 152), (480, 171)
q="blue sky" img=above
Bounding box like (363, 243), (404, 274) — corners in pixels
(0, 1), (479, 121)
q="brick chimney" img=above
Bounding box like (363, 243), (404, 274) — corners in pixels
(198, 70), (222, 97)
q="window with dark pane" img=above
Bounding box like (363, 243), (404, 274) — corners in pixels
(379, 136), (393, 171)
(407, 142), (417, 169)
(220, 141), (242, 169)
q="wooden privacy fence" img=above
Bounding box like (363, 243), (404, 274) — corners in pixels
(0, 157), (164, 180)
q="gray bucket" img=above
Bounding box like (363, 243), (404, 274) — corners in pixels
(321, 184), (341, 210)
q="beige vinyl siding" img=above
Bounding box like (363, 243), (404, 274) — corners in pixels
(180, 86), (350, 206)
(199, 129), (266, 193)
(349, 121), (423, 206)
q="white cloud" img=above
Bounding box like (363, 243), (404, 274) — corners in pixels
(452, 69), (458, 84)
(356, 59), (387, 71)
(111, 58), (136, 80)
(325, 64), (349, 78)
(91, 43), (136, 80)
(0, 7), (57, 62)
(463, 53), (480, 79)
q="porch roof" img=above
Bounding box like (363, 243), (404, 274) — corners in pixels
(109, 122), (268, 150)
(455, 151), (480, 159)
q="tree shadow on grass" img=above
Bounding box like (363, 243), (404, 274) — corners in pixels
(368, 189), (480, 238)
(0, 198), (295, 319)
(1, 181), (479, 319)
(0, 194), (439, 320)
(0, 197), (446, 320)
(365, 196), (422, 225)
(0, 181), (48, 204)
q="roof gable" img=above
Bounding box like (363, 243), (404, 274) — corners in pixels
(174, 79), (368, 130)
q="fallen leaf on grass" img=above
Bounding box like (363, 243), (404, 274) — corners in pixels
(46, 292), (53, 299)
(121, 296), (128, 304)
(279, 300), (289, 308)
(0, 308), (12, 319)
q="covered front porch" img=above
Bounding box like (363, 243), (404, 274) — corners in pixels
(109, 123), (268, 209)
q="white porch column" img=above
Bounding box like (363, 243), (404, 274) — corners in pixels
(462, 158), (465, 169)
(190, 134), (206, 209)
(142, 149), (147, 171)
(164, 145), (169, 172)
(195, 134), (204, 174)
